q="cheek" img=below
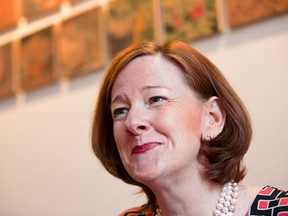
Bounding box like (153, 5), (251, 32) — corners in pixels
(113, 123), (132, 156)
(113, 124), (124, 149)
(113, 125), (128, 164)
(156, 106), (204, 138)
(183, 102), (206, 135)
(185, 112), (204, 136)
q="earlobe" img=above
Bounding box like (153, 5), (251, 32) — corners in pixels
(203, 96), (226, 140)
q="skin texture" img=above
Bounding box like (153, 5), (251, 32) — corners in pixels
(111, 54), (210, 185)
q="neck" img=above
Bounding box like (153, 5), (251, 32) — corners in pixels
(149, 172), (221, 216)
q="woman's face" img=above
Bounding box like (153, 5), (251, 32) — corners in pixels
(110, 55), (209, 184)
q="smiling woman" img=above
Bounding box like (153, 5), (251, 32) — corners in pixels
(91, 40), (288, 216)
(110, 54), (208, 185)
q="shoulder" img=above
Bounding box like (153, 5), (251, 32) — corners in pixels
(247, 185), (288, 215)
(118, 206), (154, 216)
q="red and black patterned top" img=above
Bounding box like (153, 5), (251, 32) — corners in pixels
(246, 186), (288, 216)
(119, 186), (288, 216)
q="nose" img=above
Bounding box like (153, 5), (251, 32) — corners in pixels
(125, 106), (150, 135)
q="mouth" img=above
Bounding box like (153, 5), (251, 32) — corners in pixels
(131, 142), (161, 154)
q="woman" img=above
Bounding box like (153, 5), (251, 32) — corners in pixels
(91, 41), (287, 216)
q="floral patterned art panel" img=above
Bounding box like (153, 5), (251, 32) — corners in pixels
(106, 0), (155, 58)
(20, 27), (56, 90)
(58, 7), (104, 78)
(0, 43), (14, 98)
(162, 0), (219, 42)
(227, 0), (288, 28)
(69, 0), (90, 3)
(23, 0), (63, 19)
(0, 0), (21, 32)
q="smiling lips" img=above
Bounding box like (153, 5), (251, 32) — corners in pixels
(131, 142), (161, 154)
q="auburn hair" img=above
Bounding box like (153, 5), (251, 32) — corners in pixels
(91, 40), (252, 212)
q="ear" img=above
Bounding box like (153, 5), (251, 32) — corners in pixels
(203, 96), (226, 141)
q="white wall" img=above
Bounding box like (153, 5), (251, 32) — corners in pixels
(0, 10), (288, 216)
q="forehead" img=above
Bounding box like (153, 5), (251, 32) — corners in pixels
(111, 55), (188, 91)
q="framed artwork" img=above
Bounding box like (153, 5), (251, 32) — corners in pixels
(69, 0), (89, 3)
(227, 0), (288, 28)
(58, 7), (104, 78)
(161, 0), (219, 42)
(0, 43), (14, 99)
(106, 0), (155, 58)
(20, 27), (56, 90)
(23, 0), (63, 19)
(0, 0), (21, 31)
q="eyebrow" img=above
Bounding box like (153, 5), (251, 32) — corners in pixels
(111, 95), (123, 106)
(142, 85), (170, 90)
(111, 85), (171, 105)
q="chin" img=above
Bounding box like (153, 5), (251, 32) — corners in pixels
(128, 164), (163, 184)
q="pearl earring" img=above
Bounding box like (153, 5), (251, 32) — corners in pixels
(206, 134), (212, 140)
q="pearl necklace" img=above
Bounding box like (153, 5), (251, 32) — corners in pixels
(155, 181), (239, 216)
(214, 182), (239, 216)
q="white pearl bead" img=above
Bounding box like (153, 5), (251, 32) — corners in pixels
(217, 203), (224, 209)
(227, 212), (233, 216)
(214, 209), (221, 216)
(229, 205), (235, 212)
(223, 207), (229, 213)
(233, 186), (239, 192)
(225, 195), (232, 201)
(227, 190), (233, 195)
(221, 192), (227, 197)
(224, 200), (231, 207)
(231, 198), (237, 205)
(219, 197), (225, 203)
(232, 192), (238, 198)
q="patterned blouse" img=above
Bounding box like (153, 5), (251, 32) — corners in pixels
(119, 186), (288, 216)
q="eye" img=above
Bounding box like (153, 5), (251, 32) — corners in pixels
(112, 108), (128, 119)
(149, 96), (167, 104)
